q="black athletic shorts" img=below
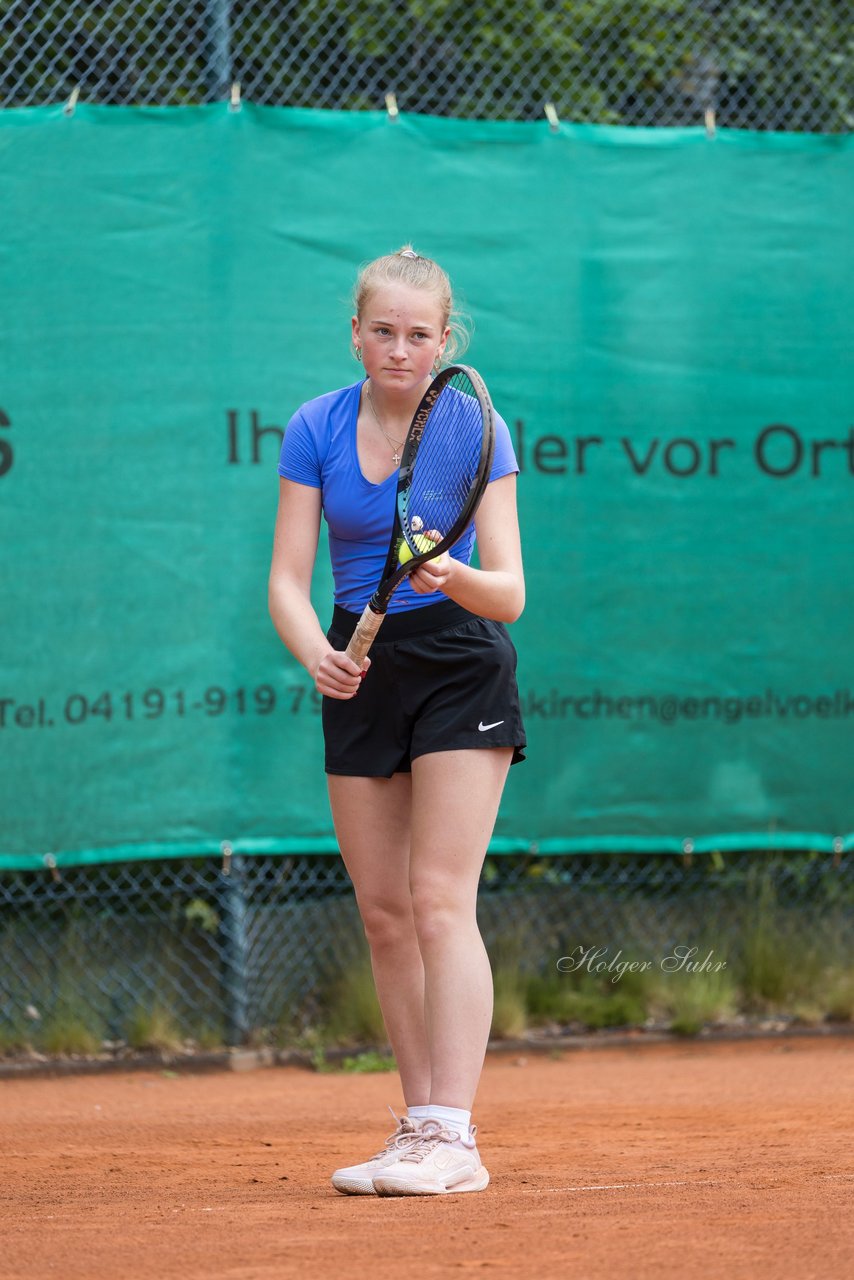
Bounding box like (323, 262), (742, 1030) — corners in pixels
(322, 599), (527, 777)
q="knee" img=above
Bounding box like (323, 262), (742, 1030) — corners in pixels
(357, 895), (416, 953)
(410, 882), (475, 949)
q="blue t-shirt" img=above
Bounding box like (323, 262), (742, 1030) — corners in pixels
(277, 378), (519, 613)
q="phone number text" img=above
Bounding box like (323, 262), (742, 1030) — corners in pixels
(0, 686), (322, 729)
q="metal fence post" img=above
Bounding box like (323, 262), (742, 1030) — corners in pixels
(218, 843), (250, 1045)
(203, 0), (233, 102)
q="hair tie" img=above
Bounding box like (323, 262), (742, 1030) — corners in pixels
(399, 249), (419, 259)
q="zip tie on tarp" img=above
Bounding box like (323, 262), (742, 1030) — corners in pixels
(221, 840), (233, 874)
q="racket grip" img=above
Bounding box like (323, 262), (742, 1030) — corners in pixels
(345, 605), (385, 667)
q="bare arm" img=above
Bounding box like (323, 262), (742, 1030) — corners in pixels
(408, 473), (525, 622)
(268, 478), (366, 700)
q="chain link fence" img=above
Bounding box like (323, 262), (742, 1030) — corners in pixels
(2, 4), (851, 1054)
(2, 1), (851, 130)
(1, 849), (852, 1051)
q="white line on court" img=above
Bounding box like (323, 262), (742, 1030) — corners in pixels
(522, 1180), (722, 1193)
(523, 1172), (854, 1194)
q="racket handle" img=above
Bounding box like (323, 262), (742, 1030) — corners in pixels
(345, 605), (385, 666)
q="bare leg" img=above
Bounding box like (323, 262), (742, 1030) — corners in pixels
(409, 748), (513, 1111)
(326, 773), (431, 1106)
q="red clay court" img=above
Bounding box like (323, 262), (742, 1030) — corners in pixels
(2, 1033), (852, 1279)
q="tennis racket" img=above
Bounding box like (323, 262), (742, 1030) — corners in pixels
(345, 364), (495, 666)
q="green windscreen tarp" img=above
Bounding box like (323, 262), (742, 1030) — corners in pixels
(1, 105), (852, 868)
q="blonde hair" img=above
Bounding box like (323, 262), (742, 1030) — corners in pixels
(352, 244), (470, 365)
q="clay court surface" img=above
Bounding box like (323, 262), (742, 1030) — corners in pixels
(2, 1035), (852, 1279)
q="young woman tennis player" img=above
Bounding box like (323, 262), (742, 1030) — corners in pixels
(268, 246), (526, 1196)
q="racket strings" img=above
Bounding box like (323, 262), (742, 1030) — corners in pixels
(403, 374), (484, 548)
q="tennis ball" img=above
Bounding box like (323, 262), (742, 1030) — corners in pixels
(398, 533), (437, 564)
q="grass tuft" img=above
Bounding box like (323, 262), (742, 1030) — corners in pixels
(0, 1022), (32, 1056)
(191, 1022), (225, 1051)
(652, 967), (740, 1036)
(38, 1014), (102, 1056)
(321, 951), (388, 1047)
(491, 965), (528, 1038)
(339, 1050), (398, 1073)
(126, 1004), (184, 1053)
(825, 967), (854, 1021)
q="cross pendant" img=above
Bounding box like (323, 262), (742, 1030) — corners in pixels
(393, 451), (400, 465)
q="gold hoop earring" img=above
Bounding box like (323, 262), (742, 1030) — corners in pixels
(432, 356), (442, 374)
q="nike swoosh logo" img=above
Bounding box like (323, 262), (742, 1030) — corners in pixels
(478, 720), (505, 732)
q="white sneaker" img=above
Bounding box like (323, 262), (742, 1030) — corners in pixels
(372, 1120), (489, 1196)
(331, 1113), (424, 1195)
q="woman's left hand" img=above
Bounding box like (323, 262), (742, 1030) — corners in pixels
(409, 552), (454, 595)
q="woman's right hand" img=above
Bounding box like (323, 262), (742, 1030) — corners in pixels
(313, 650), (370, 700)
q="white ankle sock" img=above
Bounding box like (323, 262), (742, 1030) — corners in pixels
(416, 1103), (472, 1143)
(406, 1105), (431, 1123)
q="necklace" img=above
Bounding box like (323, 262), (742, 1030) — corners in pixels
(366, 386), (405, 465)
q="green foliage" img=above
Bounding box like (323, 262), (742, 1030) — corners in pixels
(320, 951), (388, 1047)
(824, 968), (854, 1022)
(126, 1002), (184, 1052)
(493, 957), (654, 1034)
(1, 2), (848, 129)
(277, 1025), (335, 1071)
(184, 897), (220, 934)
(2, 846), (851, 1062)
(548, 978), (649, 1030)
(491, 965), (528, 1037)
(652, 966), (739, 1036)
(339, 1050), (398, 1073)
(735, 864), (829, 1011)
(39, 1012), (103, 1056)
(191, 1021), (225, 1050)
(308, 1036), (333, 1073)
(0, 1019), (32, 1056)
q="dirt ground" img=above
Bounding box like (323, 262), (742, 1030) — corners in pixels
(2, 1034), (853, 1280)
